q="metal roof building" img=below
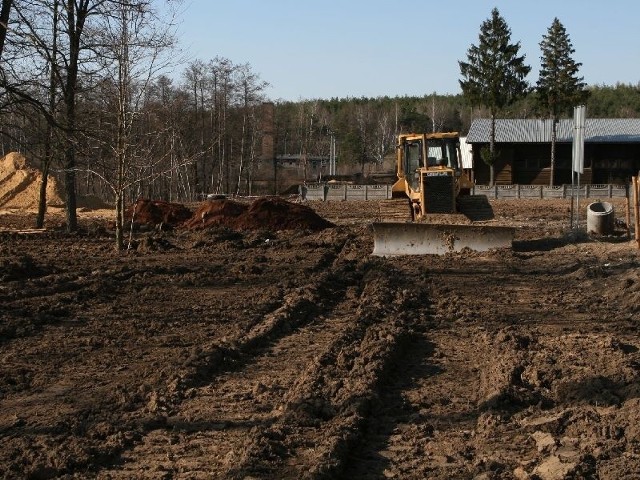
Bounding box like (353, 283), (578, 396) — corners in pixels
(467, 118), (640, 144)
(465, 118), (640, 185)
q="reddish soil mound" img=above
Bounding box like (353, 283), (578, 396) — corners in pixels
(239, 197), (334, 231)
(184, 197), (334, 231)
(125, 199), (193, 229)
(184, 199), (249, 229)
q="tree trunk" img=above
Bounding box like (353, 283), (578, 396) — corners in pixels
(550, 117), (557, 186)
(63, 81), (78, 232)
(115, 192), (124, 250)
(36, 163), (49, 228)
(0, 0), (12, 60)
(489, 113), (496, 187)
(62, 0), (87, 233)
(36, 0), (59, 229)
(64, 143), (78, 231)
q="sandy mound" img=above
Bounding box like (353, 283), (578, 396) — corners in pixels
(184, 197), (335, 231)
(0, 152), (112, 211)
(0, 152), (65, 209)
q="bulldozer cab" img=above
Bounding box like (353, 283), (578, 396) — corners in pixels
(395, 133), (462, 196)
(426, 138), (460, 170)
(402, 141), (422, 191)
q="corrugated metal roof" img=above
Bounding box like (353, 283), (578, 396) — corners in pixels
(466, 118), (640, 143)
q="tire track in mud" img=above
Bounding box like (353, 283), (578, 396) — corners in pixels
(94, 233), (375, 478)
(224, 264), (420, 480)
(0, 230), (356, 478)
(337, 322), (485, 480)
(327, 261), (525, 479)
(332, 253), (640, 479)
(231, 271), (415, 480)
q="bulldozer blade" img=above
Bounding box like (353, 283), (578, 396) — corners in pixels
(372, 222), (514, 256)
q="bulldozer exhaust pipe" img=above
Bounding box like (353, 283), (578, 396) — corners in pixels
(372, 222), (514, 256)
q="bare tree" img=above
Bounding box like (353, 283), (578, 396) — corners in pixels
(1, 0), (66, 228)
(208, 56), (236, 194)
(371, 105), (394, 166)
(183, 59), (207, 195)
(35, 0), (60, 228)
(353, 104), (373, 175)
(95, 0), (176, 249)
(235, 62), (267, 195)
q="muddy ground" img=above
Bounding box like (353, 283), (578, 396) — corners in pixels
(1, 197), (639, 480)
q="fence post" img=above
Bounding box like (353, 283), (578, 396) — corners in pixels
(633, 176), (640, 249)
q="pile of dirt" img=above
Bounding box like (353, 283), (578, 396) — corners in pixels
(184, 197), (335, 231)
(124, 199), (193, 229)
(0, 152), (64, 209)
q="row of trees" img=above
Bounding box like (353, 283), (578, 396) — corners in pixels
(0, 3), (638, 247)
(0, 0), (273, 248)
(0, 0), (182, 247)
(459, 8), (587, 185)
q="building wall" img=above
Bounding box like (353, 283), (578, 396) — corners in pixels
(472, 142), (638, 185)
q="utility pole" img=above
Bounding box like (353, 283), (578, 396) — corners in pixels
(571, 105), (586, 230)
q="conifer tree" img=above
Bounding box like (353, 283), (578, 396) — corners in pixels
(459, 8), (530, 185)
(536, 18), (588, 185)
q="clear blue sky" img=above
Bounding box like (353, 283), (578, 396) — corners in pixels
(171, 0), (640, 101)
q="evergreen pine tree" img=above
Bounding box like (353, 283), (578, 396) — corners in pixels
(537, 18), (588, 185)
(459, 8), (530, 186)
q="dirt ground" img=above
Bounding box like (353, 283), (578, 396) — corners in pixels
(1, 196), (639, 480)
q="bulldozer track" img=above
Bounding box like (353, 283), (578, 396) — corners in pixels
(374, 198), (413, 222)
(226, 265), (416, 479)
(95, 252), (413, 479)
(456, 194), (495, 221)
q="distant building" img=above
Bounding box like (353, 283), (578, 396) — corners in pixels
(466, 118), (640, 185)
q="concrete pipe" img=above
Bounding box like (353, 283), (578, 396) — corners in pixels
(586, 201), (615, 235)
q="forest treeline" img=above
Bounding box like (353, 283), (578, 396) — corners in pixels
(0, 1), (638, 241)
(4, 65), (637, 201)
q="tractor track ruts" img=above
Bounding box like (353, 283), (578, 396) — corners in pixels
(90, 232), (370, 478)
(337, 322), (485, 479)
(0, 230), (357, 477)
(96, 260), (413, 479)
(222, 263), (421, 479)
(3, 197), (640, 479)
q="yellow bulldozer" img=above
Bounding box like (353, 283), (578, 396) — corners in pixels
(372, 132), (514, 255)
